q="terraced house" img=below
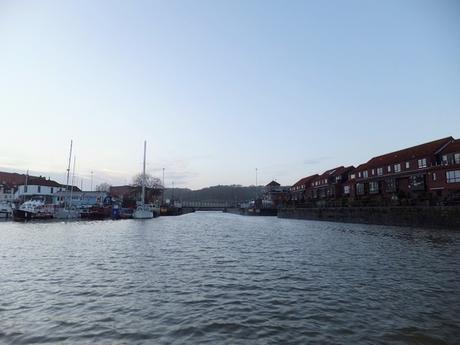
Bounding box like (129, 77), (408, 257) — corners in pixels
(290, 136), (460, 207)
(347, 137), (454, 205)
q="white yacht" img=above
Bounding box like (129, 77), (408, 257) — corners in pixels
(133, 140), (154, 219)
(13, 199), (54, 221)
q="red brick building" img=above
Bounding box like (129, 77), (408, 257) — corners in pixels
(289, 136), (460, 207)
(289, 174), (318, 203)
(309, 166), (354, 205)
(427, 139), (460, 201)
(347, 137), (454, 205)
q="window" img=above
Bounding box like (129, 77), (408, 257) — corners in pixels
(377, 168), (383, 176)
(387, 165), (391, 172)
(386, 179), (396, 192)
(369, 181), (379, 194)
(51, 187), (54, 193)
(418, 158), (427, 168)
(24, 186), (28, 193)
(446, 170), (460, 183)
(358, 172), (361, 178)
(343, 185), (350, 194)
(432, 173), (437, 181)
(350, 174), (355, 180)
(356, 183), (365, 195)
(37, 186), (41, 193)
(442, 155), (448, 165)
(409, 175), (425, 191)
(455, 153), (460, 164)
(363, 170), (368, 178)
(406, 161), (410, 169)
(394, 164), (401, 173)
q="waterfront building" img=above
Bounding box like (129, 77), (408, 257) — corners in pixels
(0, 183), (15, 201)
(15, 177), (66, 203)
(289, 174), (318, 204)
(309, 166), (354, 206)
(428, 139), (460, 201)
(53, 191), (110, 208)
(289, 136), (460, 207)
(348, 137), (453, 205)
(262, 181), (290, 207)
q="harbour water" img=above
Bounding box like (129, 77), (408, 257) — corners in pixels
(1, 213), (459, 344)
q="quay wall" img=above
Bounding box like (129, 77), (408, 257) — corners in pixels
(277, 207), (460, 230)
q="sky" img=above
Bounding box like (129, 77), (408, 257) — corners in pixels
(0, 0), (459, 189)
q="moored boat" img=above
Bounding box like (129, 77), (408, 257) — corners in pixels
(133, 140), (154, 219)
(0, 202), (13, 219)
(13, 199), (54, 221)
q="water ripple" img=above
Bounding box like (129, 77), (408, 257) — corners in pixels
(0, 213), (459, 344)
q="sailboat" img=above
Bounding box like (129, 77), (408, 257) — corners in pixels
(55, 140), (80, 219)
(132, 140), (154, 219)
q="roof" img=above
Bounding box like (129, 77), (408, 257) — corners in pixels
(26, 177), (63, 188)
(316, 166), (354, 179)
(440, 139), (460, 155)
(0, 171), (64, 188)
(291, 174), (319, 189)
(356, 137), (453, 170)
(0, 172), (29, 185)
(266, 180), (280, 187)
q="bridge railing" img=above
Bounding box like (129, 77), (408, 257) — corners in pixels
(181, 201), (234, 208)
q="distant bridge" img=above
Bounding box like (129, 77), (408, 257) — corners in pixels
(181, 201), (236, 210)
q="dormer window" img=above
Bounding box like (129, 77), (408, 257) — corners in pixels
(377, 168), (383, 176)
(394, 164), (401, 173)
(387, 165), (391, 172)
(363, 170), (368, 178)
(406, 161), (410, 169)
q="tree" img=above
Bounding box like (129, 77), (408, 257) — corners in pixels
(95, 182), (111, 192)
(132, 173), (163, 188)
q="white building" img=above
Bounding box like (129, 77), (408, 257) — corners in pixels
(0, 184), (15, 201)
(14, 177), (65, 201)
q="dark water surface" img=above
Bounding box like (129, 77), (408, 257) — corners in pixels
(1, 212), (459, 344)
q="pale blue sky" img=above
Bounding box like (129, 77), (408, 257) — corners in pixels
(0, 0), (459, 189)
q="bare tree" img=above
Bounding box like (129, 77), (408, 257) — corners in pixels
(132, 173), (163, 188)
(95, 182), (111, 192)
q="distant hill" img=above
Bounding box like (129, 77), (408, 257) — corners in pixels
(163, 185), (264, 203)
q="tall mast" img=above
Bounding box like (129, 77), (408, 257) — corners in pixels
(65, 140), (73, 209)
(142, 140), (146, 205)
(70, 156), (76, 207)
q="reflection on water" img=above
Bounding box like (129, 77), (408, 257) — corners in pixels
(1, 212), (459, 344)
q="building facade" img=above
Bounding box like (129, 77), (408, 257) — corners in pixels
(289, 136), (460, 207)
